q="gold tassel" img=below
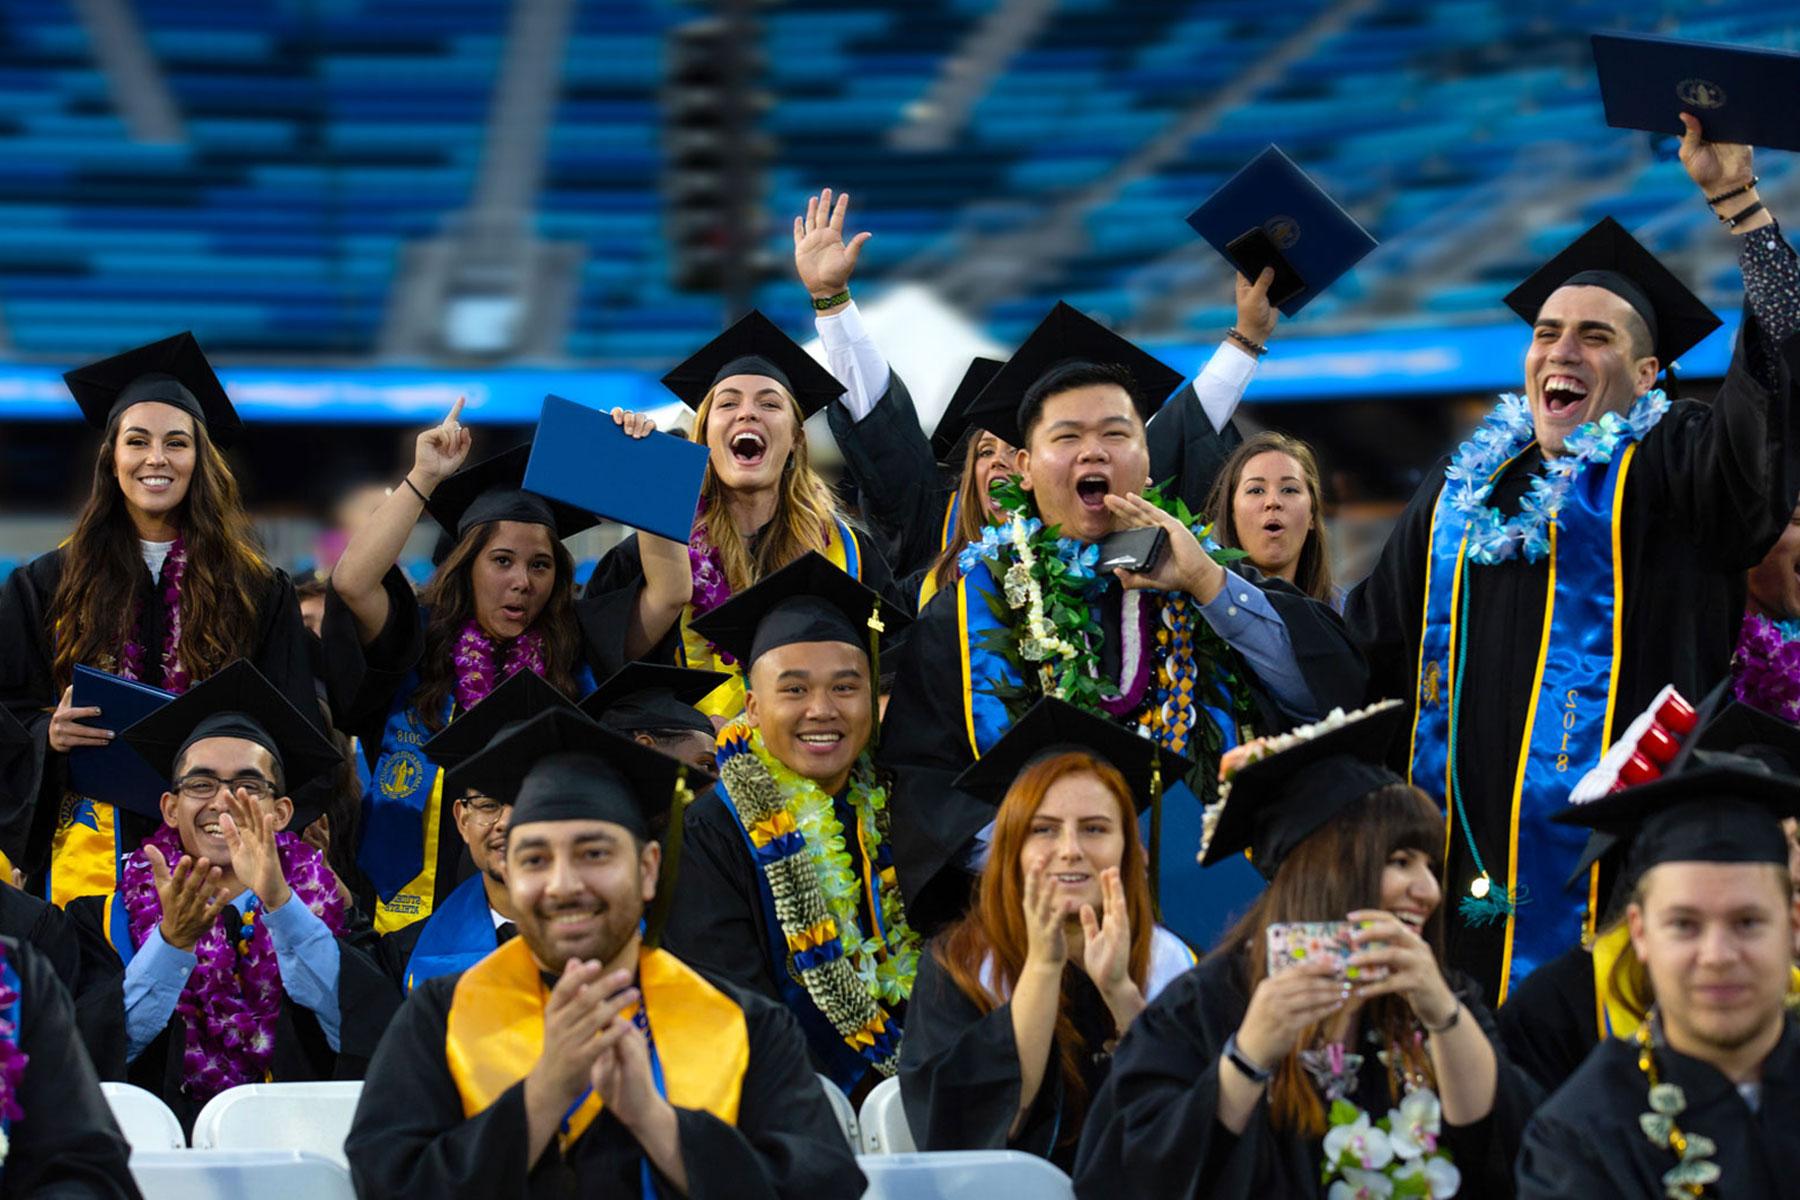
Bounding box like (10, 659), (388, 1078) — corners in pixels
(644, 765), (695, 950)
(867, 600), (885, 749)
(1148, 750), (1164, 920)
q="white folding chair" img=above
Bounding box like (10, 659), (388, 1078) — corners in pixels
(856, 1150), (1075, 1200)
(189, 1081), (363, 1168)
(856, 1075), (915, 1154)
(816, 1072), (860, 1150)
(99, 1081), (185, 1152)
(128, 1150), (355, 1200)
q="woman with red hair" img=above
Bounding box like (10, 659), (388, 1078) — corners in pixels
(898, 700), (1195, 1171)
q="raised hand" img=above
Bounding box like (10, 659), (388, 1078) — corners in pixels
(1345, 909), (1459, 1029)
(1678, 113), (1755, 199)
(1234, 268), (1279, 348)
(147, 842), (230, 952)
(410, 397), (474, 490)
(1021, 857), (1069, 970)
(48, 685), (111, 753)
(1234, 958), (1348, 1068)
(1102, 492), (1225, 602)
(792, 188), (872, 300)
(610, 407), (659, 440)
(219, 787), (291, 912)
(1079, 867), (1146, 1028)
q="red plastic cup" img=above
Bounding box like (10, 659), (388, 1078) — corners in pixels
(1619, 751), (1662, 787)
(1639, 724), (1680, 765)
(1656, 693), (1698, 736)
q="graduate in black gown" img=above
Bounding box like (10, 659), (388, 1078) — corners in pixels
(0, 333), (316, 905)
(322, 404), (650, 934)
(344, 706), (863, 1200)
(1517, 761), (1800, 1197)
(580, 662), (727, 776)
(661, 554), (916, 1101)
(0, 937), (140, 1199)
(899, 700), (1198, 1173)
(877, 302), (1367, 934)
(1073, 702), (1541, 1199)
(584, 312), (897, 724)
(67, 662), (398, 1133)
(1346, 120), (1800, 1006)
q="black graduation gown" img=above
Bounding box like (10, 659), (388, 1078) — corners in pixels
(65, 894), (401, 1134)
(342, 967), (866, 1200)
(0, 548), (316, 873)
(1071, 952), (1541, 1200)
(1494, 942), (1600, 1095)
(1516, 1015), (1800, 1198)
(879, 567), (1369, 932)
(898, 941), (1118, 1174)
(0, 937), (140, 1200)
(1346, 311), (1800, 1002)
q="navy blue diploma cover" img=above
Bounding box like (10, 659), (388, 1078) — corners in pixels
(524, 394), (710, 544)
(67, 665), (174, 818)
(1592, 32), (1800, 153)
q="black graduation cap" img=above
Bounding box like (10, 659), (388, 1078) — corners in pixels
(423, 444), (602, 542)
(420, 669), (581, 796)
(964, 303), (1185, 451)
(953, 697), (1193, 816)
(686, 551), (912, 675)
(119, 660), (342, 831)
(929, 356), (1007, 463)
(64, 332), (242, 448)
(579, 662), (727, 737)
(1502, 217), (1721, 367)
(1199, 701), (1408, 880)
(1553, 763), (1800, 877)
(660, 310), (846, 418)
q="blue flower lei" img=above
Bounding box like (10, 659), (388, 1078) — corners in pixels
(1444, 390), (1671, 565)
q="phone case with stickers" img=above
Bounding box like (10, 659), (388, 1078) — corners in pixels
(1265, 921), (1386, 982)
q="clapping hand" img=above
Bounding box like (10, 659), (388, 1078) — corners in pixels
(219, 787), (292, 912)
(146, 842), (231, 952)
(1021, 857), (1070, 971)
(1079, 866), (1146, 1027)
(529, 962), (638, 1111)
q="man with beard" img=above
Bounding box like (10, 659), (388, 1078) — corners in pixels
(1517, 761), (1800, 1195)
(344, 706), (862, 1200)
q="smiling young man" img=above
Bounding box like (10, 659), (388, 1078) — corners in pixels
(1517, 760), (1800, 1196)
(876, 302), (1366, 935)
(344, 706), (862, 1200)
(66, 661), (396, 1132)
(662, 553), (916, 1100)
(1348, 117), (1800, 1006)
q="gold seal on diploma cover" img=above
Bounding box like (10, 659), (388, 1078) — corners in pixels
(1263, 215), (1301, 250)
(1676, 78), (1726, 110)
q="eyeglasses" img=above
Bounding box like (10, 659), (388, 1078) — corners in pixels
(176, 775), (275, 802)
(459, 798), (508, 827)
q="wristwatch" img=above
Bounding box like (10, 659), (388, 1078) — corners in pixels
(1222, 1031), (1272, 1084)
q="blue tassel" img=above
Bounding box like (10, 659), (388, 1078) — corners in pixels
(1458, 883), (1528, 927)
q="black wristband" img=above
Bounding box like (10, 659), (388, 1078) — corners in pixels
(402, 476), (427, 503)
(1222, 1031), (1273, 1083)
(1706, 176), (1758, 207)
(1421, 1001), (1462, 1035)
(811, 290), (851, 312)
(1723, 200), (1766, 230)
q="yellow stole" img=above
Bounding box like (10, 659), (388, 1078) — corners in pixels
(679, 521), (858, 720)
(445, 940), (749, 1147)
(372, 764), (446, 936)
(49, 799), (121, 908)
(1589, 923), (1800, 1041)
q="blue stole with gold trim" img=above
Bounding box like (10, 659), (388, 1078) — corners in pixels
(403, 872), (499, 992)
(359, 674), (450, 908)
(1409, 443), (1638, 998)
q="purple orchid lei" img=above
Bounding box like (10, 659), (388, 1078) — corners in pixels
(118, 535), (192, 693)
(1732, 611), (1800, 723)
(120, 824), (346, 1102)
(451, 620), (548, 713)
(0, 943), (27, 1132)
(688, 528), (736, 665)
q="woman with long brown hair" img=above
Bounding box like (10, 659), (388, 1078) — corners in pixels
(322, 400), (685, 933)
(1072, 701), (1541, 1199)
(1203, 430), (1340, 609)
(0, 333), (317, 905)
(899, 700), (1196, 1171)
(587, 310), (896, 720)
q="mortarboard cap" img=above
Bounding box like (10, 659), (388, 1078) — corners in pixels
(524, 394), (710, 544)
(421, 669), (581, 798)
(953, 697), (1193, 816)
(1553, 762), (1800, 878)
(65, 332), (241, 448)
(660, 310), (846, 418)
(686, 551), (912, 674)
(1199, 701), (1407, 880)
(1502, 216), (1720, 367)
(120, 660), (341, 830)
(424, 444), (602, 543)
(579, 662), (727, 738)
(929, 357), (1007, 462)
(1592, 32), (1800, 155)
(1185, 145), (1379, 317)
(964, 303), (1184, 451)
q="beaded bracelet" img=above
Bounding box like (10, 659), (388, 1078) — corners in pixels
(1705, 176), (1758, 207)
(1227, 327), (1269, 357)
(811, 290), (851, 312)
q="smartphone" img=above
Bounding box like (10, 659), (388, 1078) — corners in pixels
(1265, 921), (1385, 982)
(1226, 228), (1306, 307)
(1096, 526), (1168, 575)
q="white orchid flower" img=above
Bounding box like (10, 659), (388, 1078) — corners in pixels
(1386, 1089), (1444, 1158)
(1394, 1156), (1462, 1199)
(1322, 1111), (1395, 1172)
(1327, 1167), (1395, 1200)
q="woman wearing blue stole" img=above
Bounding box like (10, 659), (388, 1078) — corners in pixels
(323, 401), (666, 933)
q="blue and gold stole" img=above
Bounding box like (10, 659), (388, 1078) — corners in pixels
(1410, 442), (1638, 1001)
(46, 796), (129, 909)
(445, 940), (748, 1149)
(403, 873), (499, 993)
(679, 516), (865, 720)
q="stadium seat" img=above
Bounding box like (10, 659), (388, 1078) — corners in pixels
(127, 1150), (355, 1200)
(857, 1075), (916, 1154)
(817, 1072), (860, 1149)
(856, 1150), (1074, 1199)
(188, 1081), (362, 1168)
(100, 1082), (186, 1152)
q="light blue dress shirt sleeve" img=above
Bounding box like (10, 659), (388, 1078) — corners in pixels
(1196, 568), (1318, 720)
(261, 893), (344, 1052)
(123, 926), (196, 1062)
